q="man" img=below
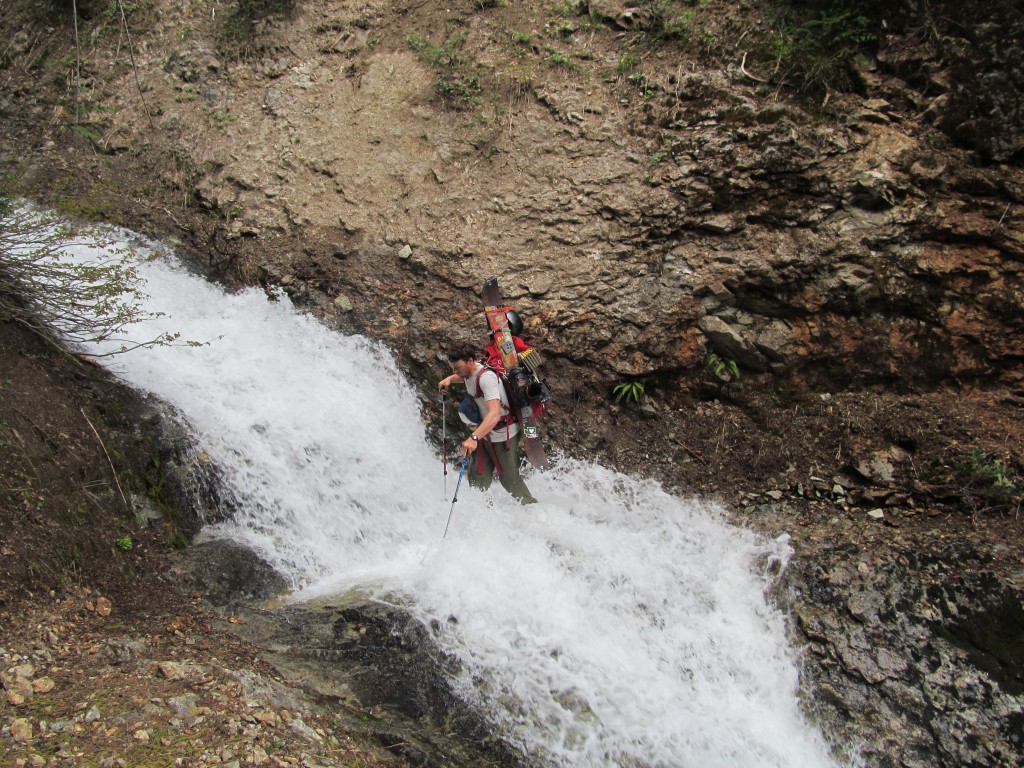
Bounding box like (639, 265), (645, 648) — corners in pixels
(439, 345), (537, 505)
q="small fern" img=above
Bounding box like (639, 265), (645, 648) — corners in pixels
(613, 381), (645, 402)
(706, 353), (740, 383)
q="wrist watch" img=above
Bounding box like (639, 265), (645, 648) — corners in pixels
(470, 435), (479, 442)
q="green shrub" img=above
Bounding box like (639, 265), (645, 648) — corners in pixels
(437, 76), (481, 107)
(406, 30), (467, 69)
(962, 449), (1020, 509)
(763, 0), (878, 94)
(617, 52), (640, 74)
(627, 71), (656, 99)
(647, 2), (697, 40)
(545, 51), (577, 70)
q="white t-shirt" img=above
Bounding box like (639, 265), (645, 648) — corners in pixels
(466, 365), (519, 441)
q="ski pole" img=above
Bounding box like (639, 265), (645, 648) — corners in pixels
(443, 457), (470, 539)
(441, 390), (448, 499)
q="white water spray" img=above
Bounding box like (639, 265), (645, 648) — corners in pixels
(55, 229), (846, 768)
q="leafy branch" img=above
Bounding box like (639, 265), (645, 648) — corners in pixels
(0, 199), (185, 357)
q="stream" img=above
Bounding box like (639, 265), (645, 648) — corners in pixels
(56, 226), (850, 768)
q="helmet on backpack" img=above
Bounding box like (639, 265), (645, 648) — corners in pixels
(485, 310), (524, 338)
(506, 310), (524, 336)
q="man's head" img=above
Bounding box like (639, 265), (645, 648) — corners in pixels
(447, 345), (479, 379)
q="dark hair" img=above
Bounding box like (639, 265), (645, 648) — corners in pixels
(447, 345), (478, 363)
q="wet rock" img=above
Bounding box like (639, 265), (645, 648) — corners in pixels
(170, 539), (289, 605)
(3, 4), (1023, 768)
(779, 547), (1024, 767)
(207, 599), (529, 767)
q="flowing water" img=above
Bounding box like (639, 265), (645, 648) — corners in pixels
(54, 228), (847, 768)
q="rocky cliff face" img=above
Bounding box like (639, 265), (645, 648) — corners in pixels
(1, 1), (1022, 767)
(3, 1), (1019, 392)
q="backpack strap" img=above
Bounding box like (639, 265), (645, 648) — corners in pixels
(468, 365), (517, 433)
(469, 439), (504, 477)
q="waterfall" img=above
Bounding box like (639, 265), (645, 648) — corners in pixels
(55, 227), (847, 768)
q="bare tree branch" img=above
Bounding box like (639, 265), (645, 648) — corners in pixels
(0, 200), (183, 356)
(116, 0), (155, 130)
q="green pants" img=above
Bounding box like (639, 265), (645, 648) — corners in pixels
(468, 433), (537, 505)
